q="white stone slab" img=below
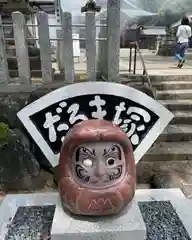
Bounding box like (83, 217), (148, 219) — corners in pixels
(51, 198), (146, 240)
(0, 192), (58, 239)
(135, 188), (186, 202)
(135, 188), (192, 238)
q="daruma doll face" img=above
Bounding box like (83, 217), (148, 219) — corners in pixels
(59, 120), (136, 216)
(72, 142), (126, 189)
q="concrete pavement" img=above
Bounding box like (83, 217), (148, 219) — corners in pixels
(53, 49), (192, 77)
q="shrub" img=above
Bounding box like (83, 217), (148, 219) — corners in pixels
(0, 122), (10, 146)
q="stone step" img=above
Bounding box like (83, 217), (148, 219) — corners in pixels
(159, 100), (192, 111)
(153, 81), (192, 90)
(156, 89), (192, 100)
(136, 183), (151, 189)
(121, 74), (192, 83)
(157, 124), (192, 142)
(143, 142), (192, 162)
(6, 45), (40, 57)
(5, 38), (36, 46)
(9, 70), (42, 78)
(7, 56), (41, 70)
(150, 170), (192, 198)
(171, 111), (192, 124)
(150, 75), (192, 82)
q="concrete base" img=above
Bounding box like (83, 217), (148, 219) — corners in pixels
(51, 199), (146, 240)
(0, 189), (192, 239)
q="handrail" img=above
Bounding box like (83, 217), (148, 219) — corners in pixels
(128, 41), (156, 99)
(128, 42), (137, 74)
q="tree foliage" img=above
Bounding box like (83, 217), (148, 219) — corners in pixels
(0, 122), (10, 146)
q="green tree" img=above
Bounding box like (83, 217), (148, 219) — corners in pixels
(138, 0), (158, 13)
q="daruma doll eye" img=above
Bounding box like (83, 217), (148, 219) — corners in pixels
(83, 159), (93, 167)
(106, 158), (115, 166)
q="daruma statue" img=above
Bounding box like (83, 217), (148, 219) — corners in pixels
(59, 119), (136, 216)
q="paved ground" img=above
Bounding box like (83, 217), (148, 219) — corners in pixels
(53, 49), (192, 77)
(120, 49), (192, 75)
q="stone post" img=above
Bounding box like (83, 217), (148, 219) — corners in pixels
(37, 11), (52, 83)
(81, 0), (101, 81)
(12, 11), (31, 85)
(61, 12), (74, 83)
(85, 12), (97, 81)
(56, 30), (64, 73)
(107, 0), (120, 82)
(97, 19), (108, 78)
(0, 16), (9, 85)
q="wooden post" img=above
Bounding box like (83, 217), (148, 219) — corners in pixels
(107, 0), (120, 82)
(37, 11), (52, 83)
(12, 11), (31, 85)
(0, 15), (9, 85)
(61, 12), (74, 83)
(85, 12), (96, 81)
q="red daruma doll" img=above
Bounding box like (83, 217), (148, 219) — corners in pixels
(59, 120), (136, 216)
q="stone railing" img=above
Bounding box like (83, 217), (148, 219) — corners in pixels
(0, 0), (121, 91)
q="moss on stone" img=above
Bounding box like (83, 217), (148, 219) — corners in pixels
(0, 122), (10, 146)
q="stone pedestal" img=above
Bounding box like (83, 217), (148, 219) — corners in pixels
(1, 189), (192, 239)
(156, 39), (177, 56)
(51, 199), (146, 240)
(156, 27), (177, 56)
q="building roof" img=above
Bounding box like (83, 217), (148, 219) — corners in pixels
(121, 9), (157, 18)
(142, 27), (166, 35)
(94, 8), (157, 22)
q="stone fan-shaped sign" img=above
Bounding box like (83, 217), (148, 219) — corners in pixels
(17, 82), (174, 167)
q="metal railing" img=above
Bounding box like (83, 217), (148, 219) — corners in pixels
(128, 41), (156, 98)
(128, 42), (137, 74)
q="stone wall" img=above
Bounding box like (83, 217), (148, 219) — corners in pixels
(0, 89), (58, 193)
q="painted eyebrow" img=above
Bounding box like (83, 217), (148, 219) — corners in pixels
(103, 145), (121, 159)
(76, 147), (96, 161)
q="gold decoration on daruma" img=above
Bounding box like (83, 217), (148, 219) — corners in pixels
(59, 119), (136, 216)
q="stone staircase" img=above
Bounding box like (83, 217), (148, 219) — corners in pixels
(143, 78), (192, 162)
(135, 76), (192, 194)
(6, 40), (43, 78)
